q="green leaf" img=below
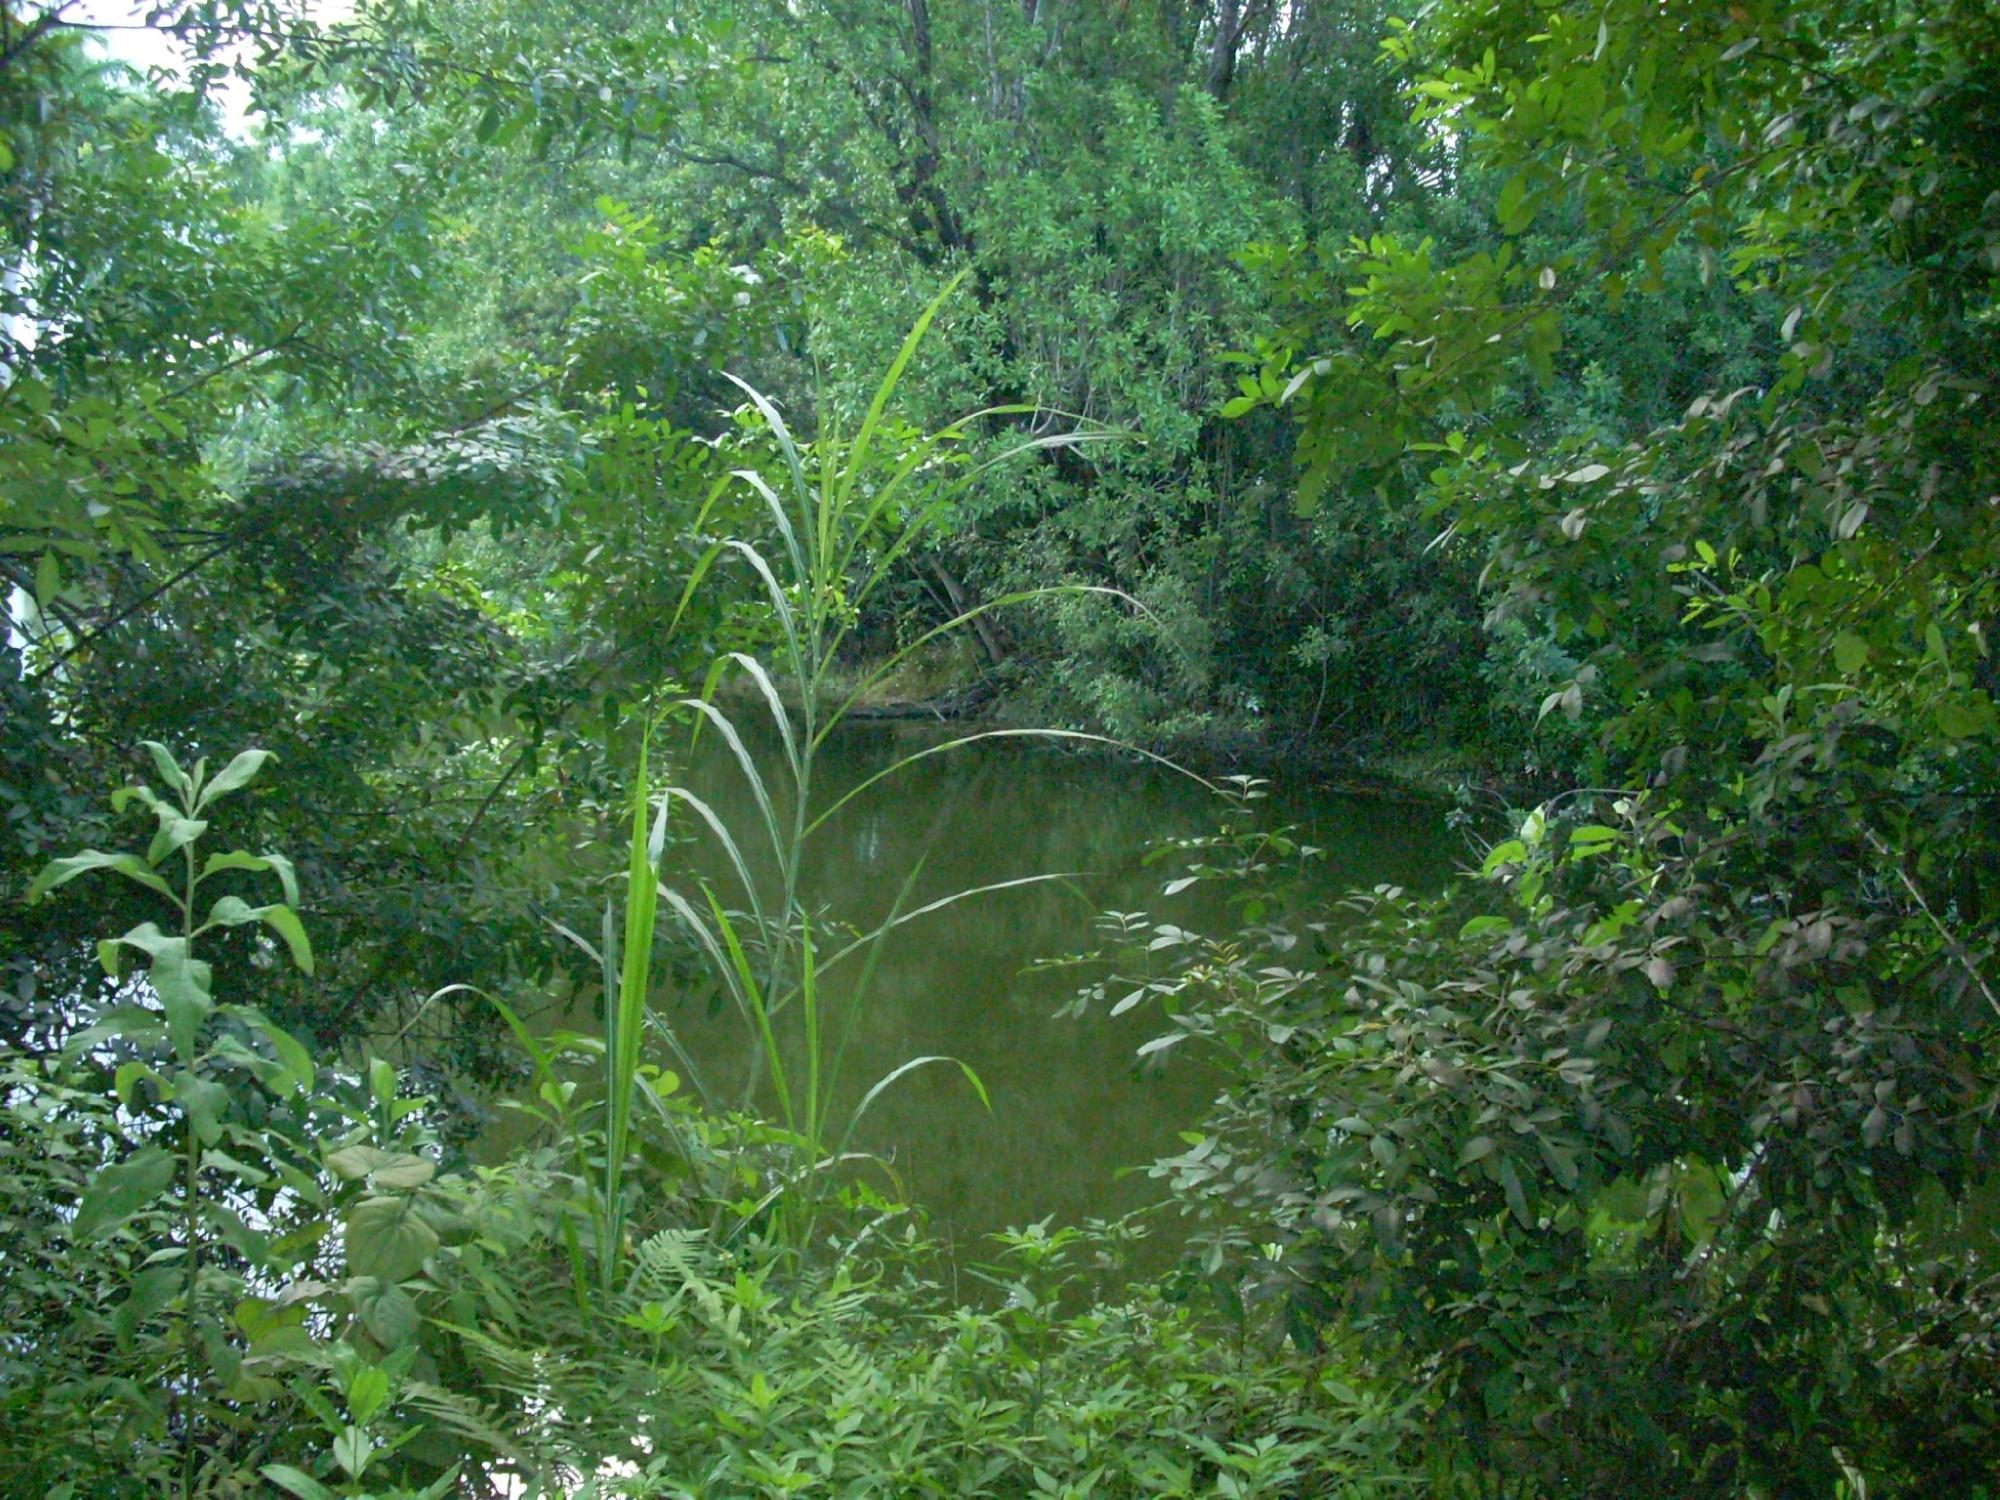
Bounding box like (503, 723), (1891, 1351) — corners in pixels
(1569, 824), (1620, 855)
(113, 1266), (181, 1352)
(262, 1465), (337, 1500)
(155, 942), (214, 1062)
(345, 1195), (440, 1282)
(141, 741), (190, 797)
(346, 1365), (391, 1426)
(1496, 173), (1536, 234)
(224, 1006), (316, 1095)
(353, 1279), (421, 1348)
(26, 850), (174, 903)
(1497, 1156), (1533, 1229)
(333, 1426), (373, 1481)
(1675, 1160), (1727, 1244)
(326, 1145), (435, 1190)
(146, 816), (208, 865)
(1936, 699), (1990, 739)
(176, 1073), (229, 1147)
(1832, 632), (1870, 675)
(113, 1060), (156, 1108)
(194, 748), (274, 810)
(103, 925), (214, 1061)
(200, 898), (314, 973)
(1592, 1176), (1652, 1228)
(201, 850), (301, 906)
(73, 1145), (177, 1240)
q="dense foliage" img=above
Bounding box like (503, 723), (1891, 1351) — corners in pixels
(3, 0), (1996, 1494)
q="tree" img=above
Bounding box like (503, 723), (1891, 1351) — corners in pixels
(1184, 0), (2000, 1490)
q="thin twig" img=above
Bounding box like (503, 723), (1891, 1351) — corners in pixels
(1865, 827), (2000, 1019)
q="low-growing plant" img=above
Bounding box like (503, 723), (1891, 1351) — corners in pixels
(4, 742), (465, 1496)
(1, 746), (1416, 1494)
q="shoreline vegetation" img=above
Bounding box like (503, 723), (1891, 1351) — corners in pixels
(797, 647), (1485, 802)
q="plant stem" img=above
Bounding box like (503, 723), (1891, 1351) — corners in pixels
(180, 834), (199, 1500)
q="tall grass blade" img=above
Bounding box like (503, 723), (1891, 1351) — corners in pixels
(834, 268), (970, 516)
(726, 652), (801, 786)
(602, 732), (665, 1293)
(654, 786), (769, 937)
(725, 540), (808, 692)
(677, 699), (789, 879)
(658, 885), (751, 1022)
(704, 886), (793, 1130)
(729, 469), (808, 610)
(720, 375), (813, 542)
(816, 872), (1090, 974)
(835, 1055), (990, 1167)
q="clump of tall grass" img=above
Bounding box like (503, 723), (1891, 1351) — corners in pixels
(585, 275), (1199, 1274)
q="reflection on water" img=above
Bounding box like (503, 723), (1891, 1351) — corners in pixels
(616, 722), (1452, 1256)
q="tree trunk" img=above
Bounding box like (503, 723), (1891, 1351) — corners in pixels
(1207, 0), (1242, 98)
(923, 555), (1010, 669)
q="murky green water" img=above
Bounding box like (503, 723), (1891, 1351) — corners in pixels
(635, 721), (1458, 1259)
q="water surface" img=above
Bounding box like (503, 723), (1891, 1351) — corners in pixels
(641, 722), (1457, 1258)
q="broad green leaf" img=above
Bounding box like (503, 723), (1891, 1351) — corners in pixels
(110, 783), (170, 818)
(333, 1426), (373, 1481)
(103, 926), (213, 1061)
(200, 897), (314, 973)
(154, 945), (214, 1063)
(1936, 699), (1989, 739)
(1497, 1156), (1533, 1229)
(1592, 1175), (1653, 1228)
(141, 741), (190, 796)
(113, 1059), (157, 1108)
(175, 1073), (229, 1147)
(345, 1195), (439, 1281)
(1496, 172), (1536, 233)
(225, 1006), (316, 1095)
(26, 850), (173, 903)
(113, 1265), (180, 1352)
(262, 1465), (337, 1500)
(1675, 1160), (1727, 1244)
(353, 1279), (421, 1348)
(73, 1145), (176, 1240)
(374, 1155), (435, 1191)
(325, 1145), (433, 1189)
(194, 748), (274, 810)
(146, 816), (208, 865)
(346, 1365), (391, 1425)
(201, 849), (301, 906)
(1569, 825), (1620, 856)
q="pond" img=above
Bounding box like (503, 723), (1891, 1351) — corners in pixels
(609, 719), (1460, 1264)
